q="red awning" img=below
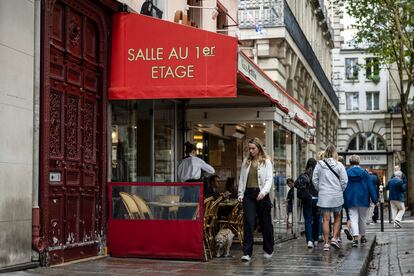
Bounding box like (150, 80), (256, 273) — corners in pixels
(109, 13), (238, 100)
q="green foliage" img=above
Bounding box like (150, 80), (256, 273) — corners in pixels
(368, 74), (380, 84)
(343, 0), (414, 112)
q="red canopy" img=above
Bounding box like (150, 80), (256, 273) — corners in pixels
(109, 13), (238, 100)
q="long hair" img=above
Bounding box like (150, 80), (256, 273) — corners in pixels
(305, 158), (317, 175)
(245, 137), (269, 167)
(324, 144), (338, 160)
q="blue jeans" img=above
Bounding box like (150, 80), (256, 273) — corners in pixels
(302, 198), (320, 243)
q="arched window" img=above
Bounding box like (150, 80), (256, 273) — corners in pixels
(347, 132), (386, 151)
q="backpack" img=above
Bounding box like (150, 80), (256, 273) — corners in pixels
(294, 173), (311, 200)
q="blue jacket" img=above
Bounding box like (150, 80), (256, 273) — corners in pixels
(386, 178), (406, 202)
(344, 166), (378, 208)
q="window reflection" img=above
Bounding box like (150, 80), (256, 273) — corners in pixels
(111, 100), (181, 182)
(112, 185), (200, 221)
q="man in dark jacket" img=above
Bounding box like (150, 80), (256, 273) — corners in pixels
(386, 171), (406, 228)
(368, 172), (381, 223)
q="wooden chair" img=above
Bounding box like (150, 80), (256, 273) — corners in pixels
(202, 196), (215, 260)
(157, 195), (180, 219)
(119, 192), (142, 219)
(131, 194), (153, 219)
(203, 196), (224, 257)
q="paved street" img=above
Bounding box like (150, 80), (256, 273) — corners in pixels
(9, 207), (414, 276)
(8, 231), (374, 275)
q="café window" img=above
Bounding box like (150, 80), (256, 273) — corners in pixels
(346, 92), (359, 111)
(345, 58), (359, 80)
(347, 132), (386, 151)
(111, 100), (182, 182)
(366, 91), (379, 111)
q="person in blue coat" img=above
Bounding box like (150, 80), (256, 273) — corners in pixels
(344, 155), (378, 247)
(386, 170), (406, 228)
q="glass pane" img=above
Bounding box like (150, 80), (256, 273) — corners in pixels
(348, 137), (356, 150)
(111, 101), (153, 182)
(374, 92), (379, 110)
(346, 93), (352, 110)
(154, 101), (175, 182)
(358, 134), (366, 150)
(353, 93), (359, 110)
(376, 136), (385, 150)
(366, 93), (372, 110)
(367, 132), (375, 150)
(112, 185), (200, 220)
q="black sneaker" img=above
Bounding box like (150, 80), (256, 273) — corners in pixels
(395, 220), (402, 228)
(360, 236), (367, 244)
(352, 239), (358, 247)
(344, 228), (353, 241)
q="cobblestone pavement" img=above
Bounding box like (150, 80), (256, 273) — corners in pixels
(8, 231), (375, 276)
(367, 214), (414, 276)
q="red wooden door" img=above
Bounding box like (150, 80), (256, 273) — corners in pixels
(40, 0), (116, 265)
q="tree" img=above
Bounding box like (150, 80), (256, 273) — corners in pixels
(341, 0), (414, 207)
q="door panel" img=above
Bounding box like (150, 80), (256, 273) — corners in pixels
(41, 0), (112, 265)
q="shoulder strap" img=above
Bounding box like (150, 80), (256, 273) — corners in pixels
(323, 160), (340, 180)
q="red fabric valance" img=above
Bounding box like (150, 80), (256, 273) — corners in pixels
(109, 13), (237, 100)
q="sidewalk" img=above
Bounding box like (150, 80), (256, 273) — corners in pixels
(9, 233), (375, 276)
(367, 212), (414, 275)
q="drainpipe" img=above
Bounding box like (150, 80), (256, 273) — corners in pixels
(32, 0), (45, 254)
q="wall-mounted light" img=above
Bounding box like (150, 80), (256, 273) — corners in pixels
(305, 127), (316, 142)
(283, 111), (297, 123)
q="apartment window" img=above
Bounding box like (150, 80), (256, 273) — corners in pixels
(366, 92), (379, 111)
(187, 0), (201, 28)
(365, 57), (379, 79)
(345, 92), (359, 111)
(345, 58), (359, 80)
(216, 1), (228, 34)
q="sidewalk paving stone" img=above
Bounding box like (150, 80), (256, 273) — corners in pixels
(8, 233), (375, 276)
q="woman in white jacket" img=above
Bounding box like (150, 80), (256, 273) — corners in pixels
(238, 137), (274, 262)
(312, 144), (348, 252)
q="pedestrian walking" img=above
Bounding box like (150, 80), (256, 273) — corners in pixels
(238, 137), (274, 262)
(343, 155), (378, 247)
(368, 171), (381, 223)
(312, 144), (348, 252)
(294, 158), (319, 248)
(386, 171), (406, 228)
(286, 178), (294, 225)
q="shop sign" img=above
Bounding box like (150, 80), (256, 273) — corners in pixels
(238, 52), (314, 127)
(109, 13), (238, 100)
(346, 154), (387, 165)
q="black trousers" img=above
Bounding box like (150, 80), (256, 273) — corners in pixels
(242, 188), (274, 256)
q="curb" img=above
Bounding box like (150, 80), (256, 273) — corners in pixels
(335, 234), (376, 275)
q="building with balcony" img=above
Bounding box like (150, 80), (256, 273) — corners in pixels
(331, 1), (405, 182)
(0, 0), (339, 270)
(237, 0), (339, 154)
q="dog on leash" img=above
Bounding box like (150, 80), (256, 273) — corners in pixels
(215, 228), (235, 257)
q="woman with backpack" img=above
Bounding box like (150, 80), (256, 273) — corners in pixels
(295, 158), (319, 248)
(312, 145), (348, 252)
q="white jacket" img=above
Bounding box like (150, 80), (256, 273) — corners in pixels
(238, 158), (273, 199)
